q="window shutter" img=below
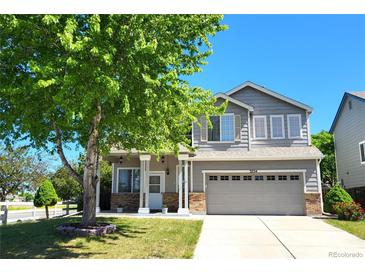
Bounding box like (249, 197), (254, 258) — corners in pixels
(201, 116), (207, 142)
(235, 115), (241, 141)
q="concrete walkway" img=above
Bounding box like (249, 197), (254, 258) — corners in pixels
(194, 215), (365, 259)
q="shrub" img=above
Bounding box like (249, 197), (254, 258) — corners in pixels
(34, 179), (59, 219)
(324, 184), (353, 213)
(333, 202), (365, 221)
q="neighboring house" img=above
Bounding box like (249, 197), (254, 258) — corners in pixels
(105, 81), (323, 216)
(330, 92), (365, 206)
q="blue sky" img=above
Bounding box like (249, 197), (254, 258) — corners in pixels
(59, 15), (365, 165)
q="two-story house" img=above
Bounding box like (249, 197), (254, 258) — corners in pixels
(330, 91), (365, 207)
(105, 81), (323, 216)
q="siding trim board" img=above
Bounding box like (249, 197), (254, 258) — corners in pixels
(215, 92), (254, 111)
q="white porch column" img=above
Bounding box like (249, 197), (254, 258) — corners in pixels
(144, 156), (150, 208)
(138, 154), (151, 214)
(178, 154), (190, 215)
(95, 161), (101, 213)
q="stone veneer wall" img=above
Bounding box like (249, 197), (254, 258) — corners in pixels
(162, 193), (179, 212)
(111, 193), (139, 212)
(189, 192), (206, 213)
(304, 193), (322, 215)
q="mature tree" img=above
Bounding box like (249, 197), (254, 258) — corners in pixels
(51, 166), (82, 201)
(312, 131), (337, 186)
(34, 179), (59, 219)
(0, 145), (46, 201)
(0, 15), (226, 225)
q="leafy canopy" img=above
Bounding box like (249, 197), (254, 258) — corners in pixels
(0, 15), (227, 156)
(312, 130), (337, 186)
(33, 179), (59, 207)
(0, 145), (46, 201)
(51, 166), (82, 201)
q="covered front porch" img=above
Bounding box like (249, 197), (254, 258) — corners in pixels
(105, 150), (205, 215)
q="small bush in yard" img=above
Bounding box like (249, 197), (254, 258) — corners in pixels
(333, 202), (365, 221)
(324, 184), (353, 213)
(34, 179), (59, 219)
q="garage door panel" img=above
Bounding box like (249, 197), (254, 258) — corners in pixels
(206, 174), (305, 215)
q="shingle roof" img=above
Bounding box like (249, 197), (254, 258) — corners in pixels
(190, 146), (323, 161)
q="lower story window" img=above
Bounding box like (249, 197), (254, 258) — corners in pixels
(232, 175), (241, 180)
(255, 175), (264, 181)
(290, 175), (299, 180)
(267, 175), (276, 180)
(243, 176), (252, 181)
(209, 175), (218, 181)
(278, 175), (287, 181)
(118, 168), (140, 193)
(220, 175), (229, 181)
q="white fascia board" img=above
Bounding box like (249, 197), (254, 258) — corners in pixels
(225, 81), (313, 113)
(191, 156), (321, 161)
(202, 169), (307, 174)
(215, 92), (254, 111)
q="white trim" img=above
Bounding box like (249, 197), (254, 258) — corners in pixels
(177, 153), (189, 160)
(252, 115), (267, 140)
(215, 92), (254, 111)
(201, 169), (307, 174)
(191, 156), (322, 161)
(306, 111), (312, 145)
(111, 163), (115, 193)
(139, 154), (151, 161)
(190, 161), (193, 192)
(175, 164), (179, 193)
(148, 171), (165, 193)
(225, 81), (312, 112)
(287, 114), (303, 139)
(116, 167), (140, 193)
(203, 172), (206, 192)
(359, 140), (365, 165)
(316, 159), (324, 213)
(269, 115), (285, 139)
(207, 113), (235, 143)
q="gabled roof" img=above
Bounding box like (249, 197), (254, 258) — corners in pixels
(215, 92), (254, 111)
(329, 92), (365, 133)
(225, 81), (313, 113)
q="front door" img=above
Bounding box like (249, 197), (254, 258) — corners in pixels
(148, 172), (165, 210)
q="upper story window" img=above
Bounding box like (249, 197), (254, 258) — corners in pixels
(270, 115), (285, 139)
(253, 115), (267, 140)
(287, 114), (302, 139)
(360, 141), (365, 164)
(208, 114), (235, 142)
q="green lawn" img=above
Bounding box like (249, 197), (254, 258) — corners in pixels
(326, 219), (365, 240)
(0, 217), (203, 259)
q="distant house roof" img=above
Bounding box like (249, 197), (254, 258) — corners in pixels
(215, 92), (254, 111)
(329, 92), (365, 133)
(225, 81), (313, 113)
(191, 146), (323, 161)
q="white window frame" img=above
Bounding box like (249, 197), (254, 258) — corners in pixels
(207, 113), (235, 143)
(253, 115), (268, 140)
(116, 167), (140, 193)
(359, 140), (365, 165)
(287, 114), (303, 139)
(270, 115), (285, 139)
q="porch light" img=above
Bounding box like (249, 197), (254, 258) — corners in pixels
(119, 156), (123, 164)
(166, 168), (169, 175)
(161, 155), (165, 163)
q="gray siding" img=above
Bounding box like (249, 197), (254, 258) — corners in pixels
(193, 98), (249, 151)
(192, 160), (319, 192)
(231, 86), (309, 148)
(333, 97), (365, 188)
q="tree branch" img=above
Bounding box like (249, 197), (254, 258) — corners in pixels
(54, 125), (83, 186)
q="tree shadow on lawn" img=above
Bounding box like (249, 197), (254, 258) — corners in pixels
(0, 217), (147, 259)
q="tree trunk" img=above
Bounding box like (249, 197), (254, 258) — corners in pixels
(45, 205), (49, 219)
(81, 105), (102, 226)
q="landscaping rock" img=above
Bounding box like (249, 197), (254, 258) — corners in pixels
(56, 223), (116, 237)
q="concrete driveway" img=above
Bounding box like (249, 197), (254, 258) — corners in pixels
(194, 215), (365, 259)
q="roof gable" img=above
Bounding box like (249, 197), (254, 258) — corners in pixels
(215, 92), (254, 111)
(330, 92), (365, 133)
(225, 81), (313, 113)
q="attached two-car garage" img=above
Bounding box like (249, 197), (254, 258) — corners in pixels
(206, 172), (305, 215)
